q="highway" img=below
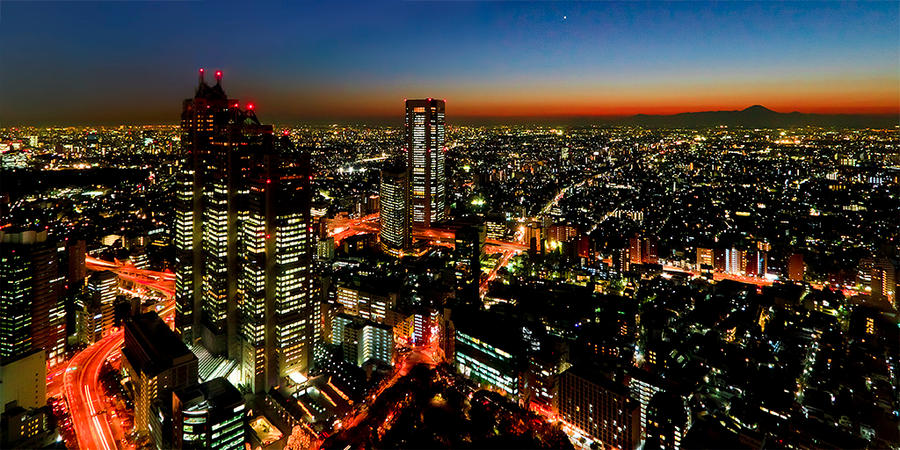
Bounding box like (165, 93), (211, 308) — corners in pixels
(63, 255), (176, 449)
(85, 255), (175, 297)
(64, 330), (125, 450)
(480, 247), (519, 298)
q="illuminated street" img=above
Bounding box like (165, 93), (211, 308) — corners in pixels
(63, 331), (124, 450)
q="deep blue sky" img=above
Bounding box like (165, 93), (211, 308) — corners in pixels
(0, 1), (897, 125)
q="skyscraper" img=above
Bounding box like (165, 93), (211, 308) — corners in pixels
(87, 270), (117, 338)
(405, 99), (446, 227)
(453, 223), (484, 304)
(0, 229), (65, 368)
(238, 140), (313, 393)
(379, 166), (410, 255)
(176, 69), (272, 358)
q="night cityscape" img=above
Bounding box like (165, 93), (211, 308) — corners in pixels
(0, 1), (898, 450)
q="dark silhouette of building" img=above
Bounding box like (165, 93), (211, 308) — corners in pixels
(122, 312), (199, 446)
(176, 69), (272, 358)
(644, 390), (691, 450)
(453, 223), (484, 304)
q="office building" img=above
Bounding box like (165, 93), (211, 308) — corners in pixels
(741, 249), (767, 277)
(66, 239), (87, 286)
(696, 248), (714, 270)
(335, 281), (396, 324)
(316, 237), (335, 261)
(0, 229), (65, 368)
(405, 99), (446, 227)
(559, 365), (641, 450)
(1, 402), (52, 448)
(176, 69), (272, 358)
(330, 313), (393, 368)
(628, 372), (664, 441)
(629, 235), (658, 265)
(238, 145), (314, 393)
(867, 257), (897, 306)
(788, 253), (805, 281)
(0, 350), (46, 411)
(122, 312), (199, 441)
(87, 270), (118, 337)
(453, 223), (484, 304)
(379, 166), (411, 254)
(454, 316), (521, 397)
(172, 377), (246, 450)
(359, 322), (393, 367)
(645, 391), (691, 450)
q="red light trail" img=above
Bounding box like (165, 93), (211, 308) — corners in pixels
(61, 255), (176, 449)
(85, 255), (175, 297)
(63, 331), (125, 450)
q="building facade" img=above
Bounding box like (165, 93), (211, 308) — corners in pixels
(0, 230), (65, 368)
(176, 69), (272, 358)
(122, 312), (199, 441)
(172, 377), (246, 450)
(559, 366), (641, 449)
(379, 167), (410, 254)
(405, 99), (446, 227)
(238, 147), (313, 393)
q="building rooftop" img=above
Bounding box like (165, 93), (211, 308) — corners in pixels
(175, 377), (243, 411)
(123, 312), (196, 378)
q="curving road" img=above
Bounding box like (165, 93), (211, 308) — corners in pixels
(65, 255), (177, 450)
(64, 330), (124, 450)
(85, 255), (175, 297)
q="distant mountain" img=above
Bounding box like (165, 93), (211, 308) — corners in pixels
(618, 105), (897, 128)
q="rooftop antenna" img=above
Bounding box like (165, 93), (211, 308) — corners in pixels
(199, 68), (205, 85)
(215, 70), (223, 85)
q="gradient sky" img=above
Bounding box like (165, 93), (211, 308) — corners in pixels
(0, 1), (897, 125)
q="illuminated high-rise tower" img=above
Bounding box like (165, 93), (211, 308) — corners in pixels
(238, 140), (313, 393)
(176, 69), (272, 358)
(405, 99), (446, 227)
(379, 166), (410, 255)
(0, 229), (65, 368)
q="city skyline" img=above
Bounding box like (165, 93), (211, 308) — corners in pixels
(0, 1), (898, 126)
(0, 2), (898, 449)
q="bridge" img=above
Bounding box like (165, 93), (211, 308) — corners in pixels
(85, 255), (175, 298)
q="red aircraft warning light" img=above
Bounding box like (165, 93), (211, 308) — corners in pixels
(215, 70), (223, 82)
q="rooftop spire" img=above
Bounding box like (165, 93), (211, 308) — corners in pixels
(199, 68), (205, 86)
(215, 70), (223, 85)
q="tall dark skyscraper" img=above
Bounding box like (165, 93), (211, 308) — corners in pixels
(0, 229), (65, 368)
(379, 166), (411, 255)
(405, 99), (446, 228)
(238, 142), (313, 393)
(176, 70), (272, 358)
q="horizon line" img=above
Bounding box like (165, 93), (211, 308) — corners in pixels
(2, 105), (898, 129)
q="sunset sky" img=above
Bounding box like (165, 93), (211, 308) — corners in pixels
(0, 1), (897, 125)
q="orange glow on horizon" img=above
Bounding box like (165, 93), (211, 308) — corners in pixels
(260, 73), (899, 121)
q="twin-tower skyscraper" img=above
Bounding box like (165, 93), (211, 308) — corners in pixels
(175, 70), (446, 391)
(175, 69), (313, 393)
